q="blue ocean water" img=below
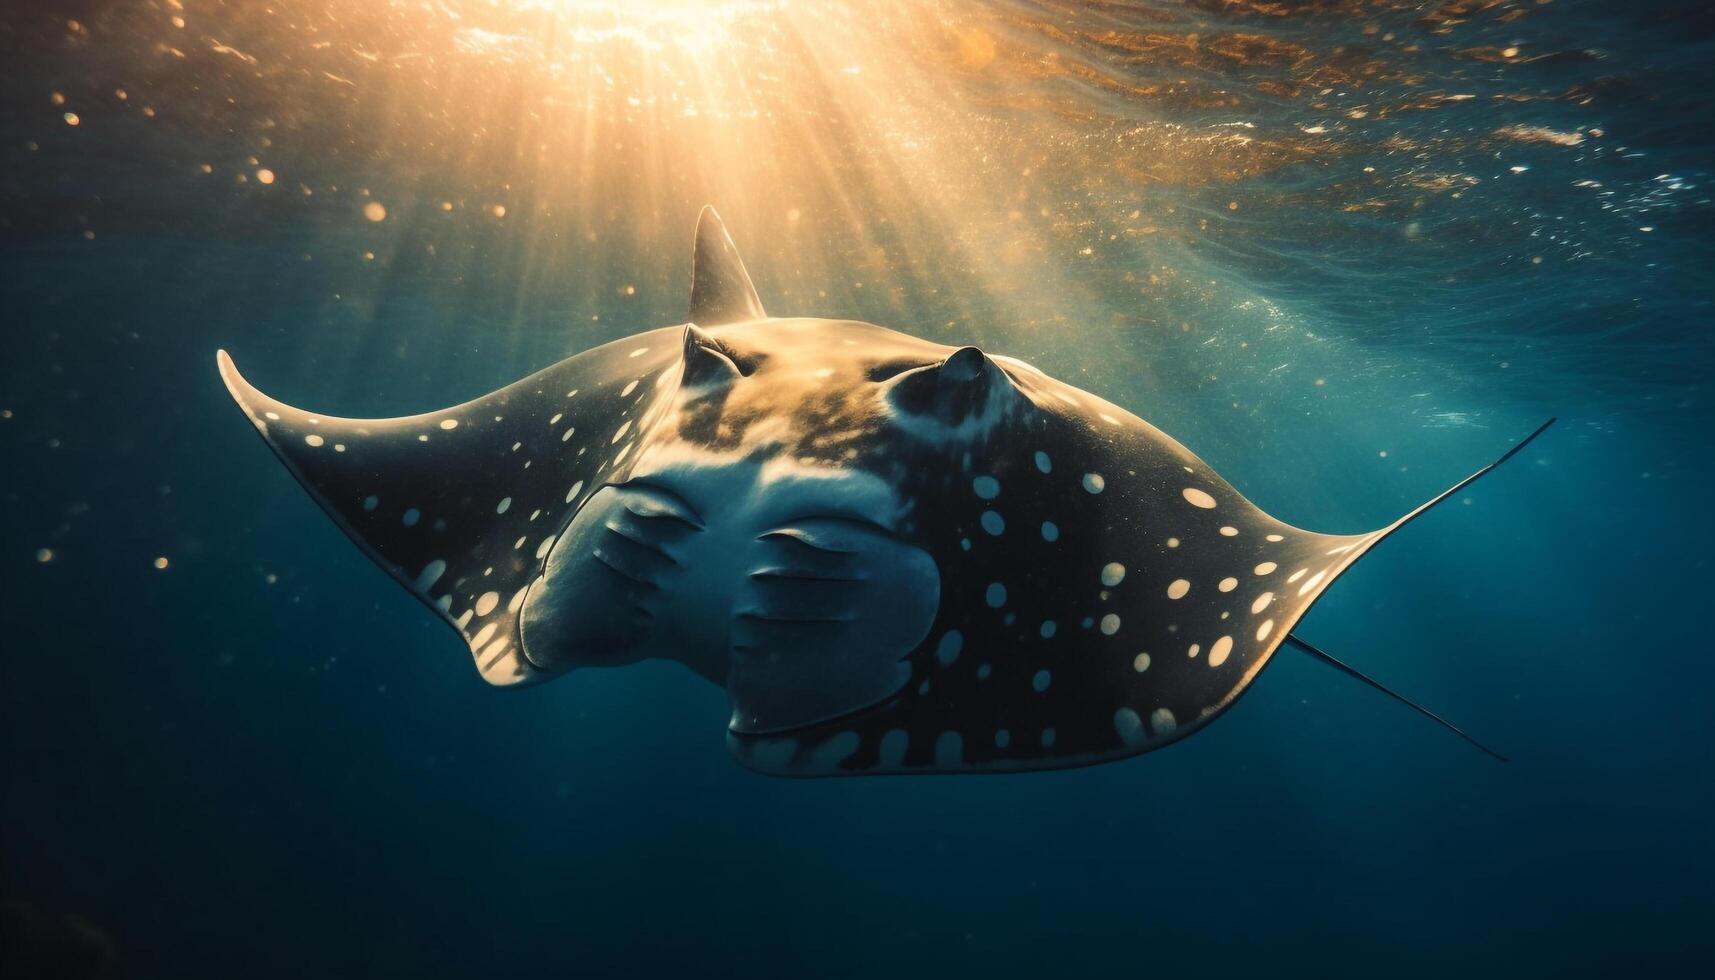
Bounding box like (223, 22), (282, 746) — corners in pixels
(2, 1), (1711, 977)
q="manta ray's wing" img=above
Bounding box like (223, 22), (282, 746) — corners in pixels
(727, 354), (1551, 776)
(217, 329), (682, 684)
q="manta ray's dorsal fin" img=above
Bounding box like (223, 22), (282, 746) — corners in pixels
(689, 206), (768, 326)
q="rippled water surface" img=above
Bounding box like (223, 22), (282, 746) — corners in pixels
(2, 2), (1711, 977)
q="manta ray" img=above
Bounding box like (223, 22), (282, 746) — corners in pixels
(217, 207), (1551, 775)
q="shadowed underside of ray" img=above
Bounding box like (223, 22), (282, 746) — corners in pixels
(217, 330), (683, 685)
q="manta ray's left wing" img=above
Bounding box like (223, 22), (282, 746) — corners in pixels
(217, 329), (682, 684)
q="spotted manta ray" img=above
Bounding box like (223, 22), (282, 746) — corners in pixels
(218, 207), (1551, 775)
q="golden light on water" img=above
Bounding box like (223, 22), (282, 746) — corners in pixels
(24, 0), (1629, 413)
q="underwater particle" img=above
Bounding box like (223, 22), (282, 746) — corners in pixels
(363, 201), (387, 222)
(63, 112), (79, 126)
(786, 208), (802, 223)
(491, 204), (507, 218)
(957, 28), (996, 70)
(256, 168), (275, 184)
(50, 92), (65, 105)
(622, 285), (636, 296)
(153, 556), (169, 570)
(35, 548), (54, 563)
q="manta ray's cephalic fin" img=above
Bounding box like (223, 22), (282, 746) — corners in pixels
(688, 206), (768, 326)
(1285, 417), (1556, 761)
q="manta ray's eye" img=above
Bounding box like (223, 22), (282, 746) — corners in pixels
(682, 325), (753, 385)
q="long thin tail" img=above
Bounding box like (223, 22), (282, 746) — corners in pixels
(1285, 634), (1509, 762)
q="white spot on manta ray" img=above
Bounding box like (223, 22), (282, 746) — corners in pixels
(1041, 521), (1059, 542)
(564, 480), (584, 503)
(1220, 526), (1238, 537)
(496, 497), (512, 514)
(1115, 708), (1145, 746)
(1167, 579), (1190, 600)
(1149, 708), (1177, 736)
(1251, 592), (1274, 613)
(612, 420), (631, 443)
(1208, 635), (1234, 667)
(1034, 451), (1052, 473)
(402, 508), (420, 527)
(878, 729), (909, 767)
(1101, 562), (1126, 587)
(414, 559), (446, 590)
(1266, 533), (1285, 542)
(1218, 577), (1238, 592)
(981, 511), (1005, 535)
(1032, 669), (1051, 692)
(1182, 487), (1217, 509)
(474, 591), (500, 616)
(935, 731), (963, 766)
(1256, 619), (1276, 642)
(1100, 613), (1121, 635)
(972, 476), (1000, 499)
(1133, 652), (1151, 672)
(304, 434), (324, 447)
(363, 495), (379, 511)
(1082, 473), (1105, 494)
(264, 411), (280, 421)
(628, 347), (649, 358)
(1254, 562), (1278, 576)
(536, 536), (557, 560)
(986, 582), (1007, 608)
(936, 630), (963, 667)
(621, 379), (640, 396)
(1298, 567), (1330, 596)
(439, 419), (458, 430)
